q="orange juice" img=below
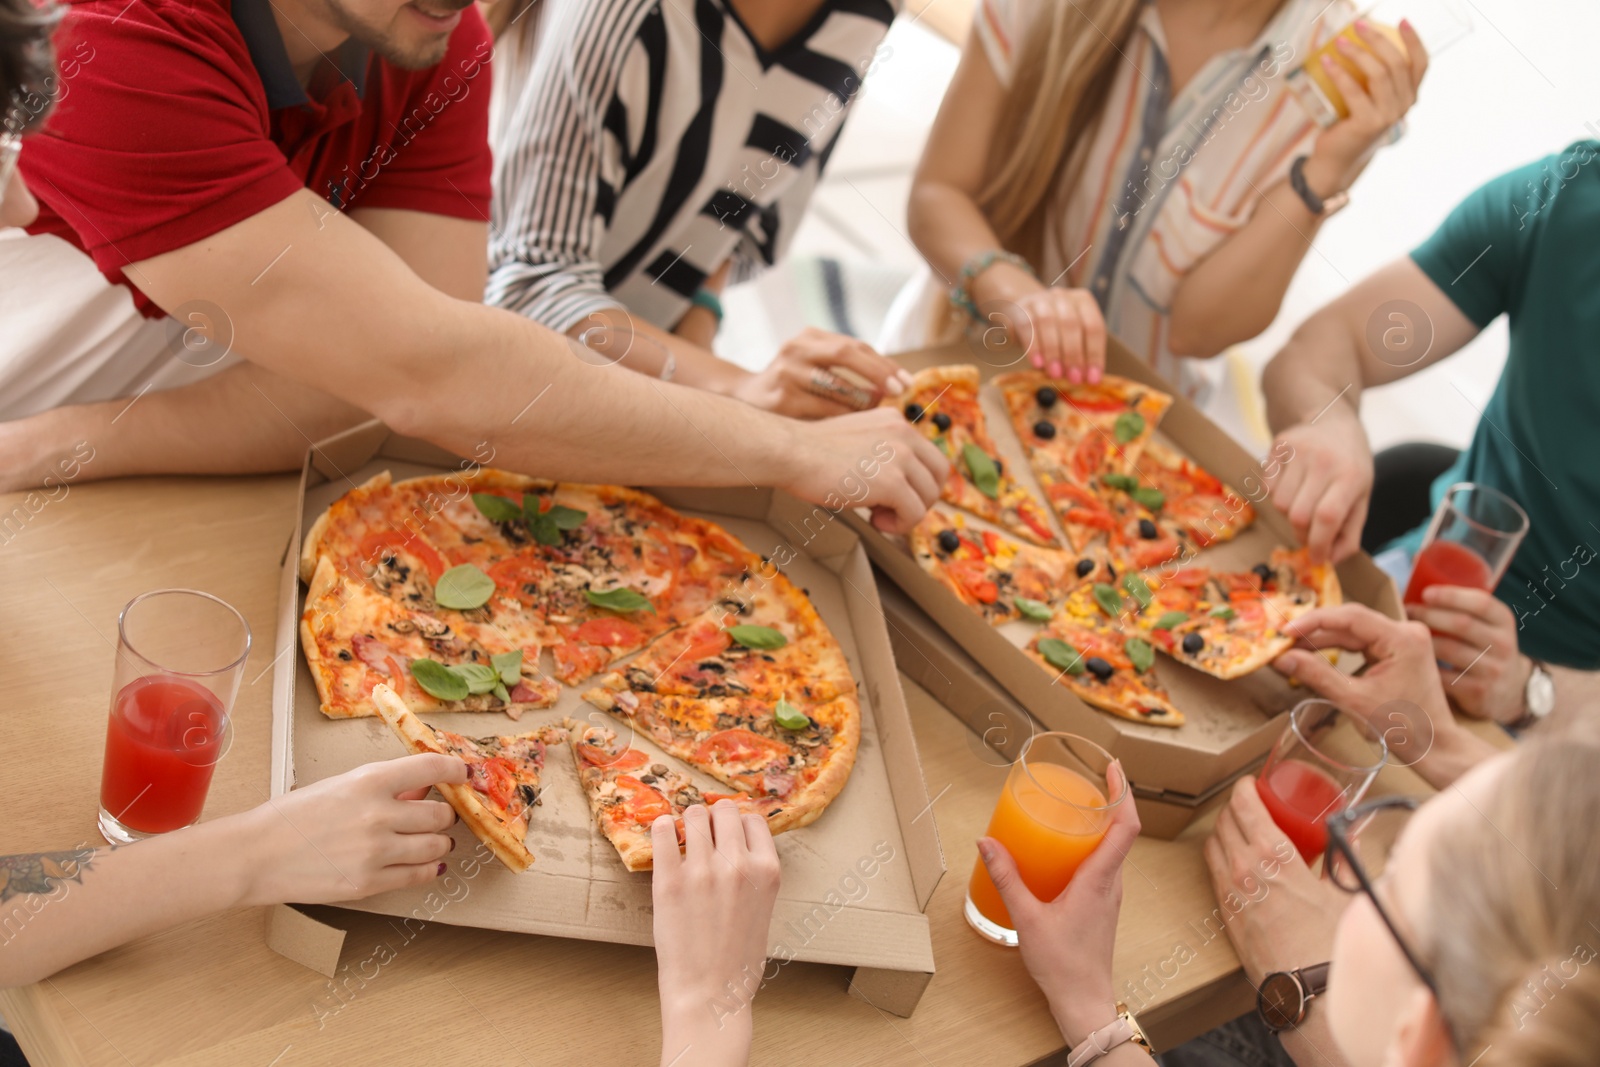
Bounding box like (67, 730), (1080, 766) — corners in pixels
(1293, 21), (1407, 124)
(967, 761), (1110, 932)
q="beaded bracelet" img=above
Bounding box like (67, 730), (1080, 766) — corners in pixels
(950, 249), (1036, 321)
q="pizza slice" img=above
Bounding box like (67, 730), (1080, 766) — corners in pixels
(581, 685), (858, 834)
(301, 556), (561, 719)
(599, 568), (856, 704)
(1025, 582), (1183, 727)
(886, 365), (1059, 546)
(995, 370), (1172, 488)
(1134, 548), (1342, 679)
(568, 721), (784, 872)
(370, 684), (567, 872)
(1127, 439), (1256, 549)
(909, 506), (1089, 625)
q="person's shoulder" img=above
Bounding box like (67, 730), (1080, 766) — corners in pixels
(61, 0), (236, 34)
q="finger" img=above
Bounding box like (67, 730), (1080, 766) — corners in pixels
(1212, 797), (1250, 861)
(813, 338), (907, 395)
(741, 810), (778, 864)
(1350, 21), (1404, 111)
(1060, 762), (1141, 898)
(1305, 477), (1359, 567)
(777, 373), (863, 421)
(1227, 778), (1296, 859)
(383, 831), (454, 866)
(1272, 647), (1358, 704)
(1266, 441), (1305, 497)
(375, 753), (469, 796)
(361, 859), (452, 897)
(1280, 603), (1396, 649)
(1398, 18), (1429, 89)
(1421, 584), (1515, 628)
(1320, 52), (1374, 123)
(680, 801), (714, 861)
(977, 837), (1039, 921)
(1331, 37), (1390, 117)
(1052, 290), (1085, 383)
(901, 452), (942, 511)
(1329, 493), (1369, 563)
(709, 798), (746, 862)
(907, 434), (952, 501)
(1405, 604), (1499, 649)
(388, 798), (459, 834)
(651, 813), (682, 879)
(1427, 634), (1488, 669)
(1074, 291), (1108, 383)
(1286, 476), (1334, 559)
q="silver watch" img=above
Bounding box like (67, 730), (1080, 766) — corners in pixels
(1512, 662), (1555, 730)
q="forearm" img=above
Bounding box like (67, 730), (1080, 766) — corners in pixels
(659, 992), (753, 1067)
(1261, 309), (1367, 434)
(907, 183), (1043, 301)
(1413, 722), (1502, 790)
(0, 363), (368, 490)
(1278, 1008), (1351, 1067)
(568, 309), (749, 397)
(1168, 181), (1327, 358)
(0, 817), (253, 988)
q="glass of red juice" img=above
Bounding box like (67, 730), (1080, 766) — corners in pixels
(1256, 700), (1387, 864)
(1403, 482), (1528, 606)
(98, 590), (251, 845)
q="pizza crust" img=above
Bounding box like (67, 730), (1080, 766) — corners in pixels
(370, 685), (538, 872)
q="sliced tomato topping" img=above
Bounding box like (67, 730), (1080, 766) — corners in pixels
(577, 744), (649, 772)
(488, 556), (548, 605)
(1047, 482), (1102, 509)
(1126, 537), (1182, 570)
(703, 791), (745, 806)
(480, 757), (518, 811)
(947, 559), (1000, 604)
(681, 624), (733, 660)
(1063, 390), (1126, 413)
(357, 530), (447, 583)
(1069, 437), (1110, 482)
(1065, 508), (1117, 532)
(693, 729), (790, 768)
(616, 776), (673, 824)
(981, 530), (1002, 556)
(1019, 507), (1055, 543)
(573, 617), (644, 647)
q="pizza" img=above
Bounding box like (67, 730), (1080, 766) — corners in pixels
(568, 720), (785, 872)
(1136, 549), (1342, 679)
(1131, 439), (1256, 549)
(886, 366), (1059, 546)
(995, 371), (1171, 503)
(1025, 582), (1183, 727)
(909, 506), (1090, 625)
(370, 684), (567, 872)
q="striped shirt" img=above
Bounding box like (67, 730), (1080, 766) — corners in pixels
(977, 0), (1352, 402)
(487, 0), (898, 335)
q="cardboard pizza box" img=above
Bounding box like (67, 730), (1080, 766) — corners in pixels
(842, 341), (1401, 826)
(266, 423), (944, 1016)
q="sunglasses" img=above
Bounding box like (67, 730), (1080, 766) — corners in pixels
(1324, 795), (1461, 1051)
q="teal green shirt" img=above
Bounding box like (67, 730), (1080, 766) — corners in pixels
(1397, 141), (1600, 668)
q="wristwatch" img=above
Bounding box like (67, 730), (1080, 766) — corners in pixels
(1289, 156), (1349, 218)
(1257, 962), (1331, 1032)
(1508, 660), (1555, 731)
(1066, 1005), (1151, 1066)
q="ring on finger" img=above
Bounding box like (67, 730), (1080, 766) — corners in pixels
(803, 368), (874, 411)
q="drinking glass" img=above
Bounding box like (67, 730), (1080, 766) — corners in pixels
(1403, 482), (1528, 605)
(965, 732), (1126, 946)
(98, 590), (251, 844)
(1256, 700), (1387, 864)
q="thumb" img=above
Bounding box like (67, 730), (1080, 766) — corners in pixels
(1062, 762), (1141, 898)
(977, 837), (1039, 921)
(1273, 648), (1354, 703)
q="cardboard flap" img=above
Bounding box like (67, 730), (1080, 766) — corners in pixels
(265, 904), (347, 978)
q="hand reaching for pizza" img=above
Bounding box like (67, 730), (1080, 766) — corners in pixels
(729, 327), (915, 419)
(652, 800), (781, 1067)
(784, 406), (950, 534)
(1264, 414), (1373, 565)
(976, 762), (1141, 1047)
(236, 753), (466, 907)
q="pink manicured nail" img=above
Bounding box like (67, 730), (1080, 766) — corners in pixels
(436, 862), (447, 875)
(1355, 18), (1370, 31)
(1067, 366), (1083, 384)
(1047, 361), (1062, 377)
(1030, 353), (1044, 369)
(1087, 366), (1103, 384)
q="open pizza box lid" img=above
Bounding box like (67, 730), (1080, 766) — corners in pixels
(843, 340), (1402, 821)
(266, 423), (943, 1016)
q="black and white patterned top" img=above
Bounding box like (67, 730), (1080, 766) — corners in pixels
(486, 0), (898, 333)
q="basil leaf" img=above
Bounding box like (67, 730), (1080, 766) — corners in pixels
(1122, 573), (1153, 610)
(932, 435), (950, 457)
(586, 587), (655, 614)
(1100, 472), (1138, 492)
(726, 624), (787, 650)
(492, 681), (511, 704)
(434, 564), (495, 610)
(1014, 596), (1053, 622)
(1037, 637), (1086, 675)
(1092, 582), (1123, 619)
(546, 504), (588, 531)
(961, 443), (1002, 500)
(450, 662), (502, 695)
(1152, 610), (1189, 631)
(491, 649), (522, 686)
(1125, 636), (1156, 673)
(1113, 410), (1146, 444)
(410, 658), (469, 702)
(1131, 486), (1166, 511)
(521, 492), (545, 524)
(774, 697), (810, 731)
(472, 493), (522, 523)
(1210, 605), (1237, 620)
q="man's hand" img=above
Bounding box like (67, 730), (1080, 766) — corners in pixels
(784, 407), (948, 534)
(729, 328), (914, 419)
(976, 763), (1140, 1045)
(1273, 604), (1496, 788)
(1265, 412), (1373, 564)
(1405, 585), (1531, 724)
(1202, 778), (1348, 987)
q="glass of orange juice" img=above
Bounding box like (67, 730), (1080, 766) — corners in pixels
(965, 732), (1127, 946)
(1286, 2), (1471, 127)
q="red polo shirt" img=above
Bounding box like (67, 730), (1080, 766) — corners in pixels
(20, 0), (494, 316)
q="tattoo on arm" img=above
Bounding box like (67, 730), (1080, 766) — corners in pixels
(0, 847), (100, 903)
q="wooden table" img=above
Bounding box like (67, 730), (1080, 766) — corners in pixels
(0, 475), (1493, 1066)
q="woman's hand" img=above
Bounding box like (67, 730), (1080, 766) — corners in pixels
(1002, 286), (1107, 384)
(976, 762), (1138, 1045)
(653, 800), (782, 1067)
(236, 753), (466, 907)
(729, 327), (913, 418)
(1405, 585), (1532, 724)
(1304, 19), (1429, 194)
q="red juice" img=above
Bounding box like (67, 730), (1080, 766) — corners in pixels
(100, 675), (227, 834)
(1258, 759), (1346, 862)
(1404, 539), (1493, 604)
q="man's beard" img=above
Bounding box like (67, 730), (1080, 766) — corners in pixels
(325, 0), (471, 70)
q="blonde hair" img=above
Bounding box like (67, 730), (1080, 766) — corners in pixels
(976, 0), (1143, 268)
(1424, 734), (1600, 1064)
